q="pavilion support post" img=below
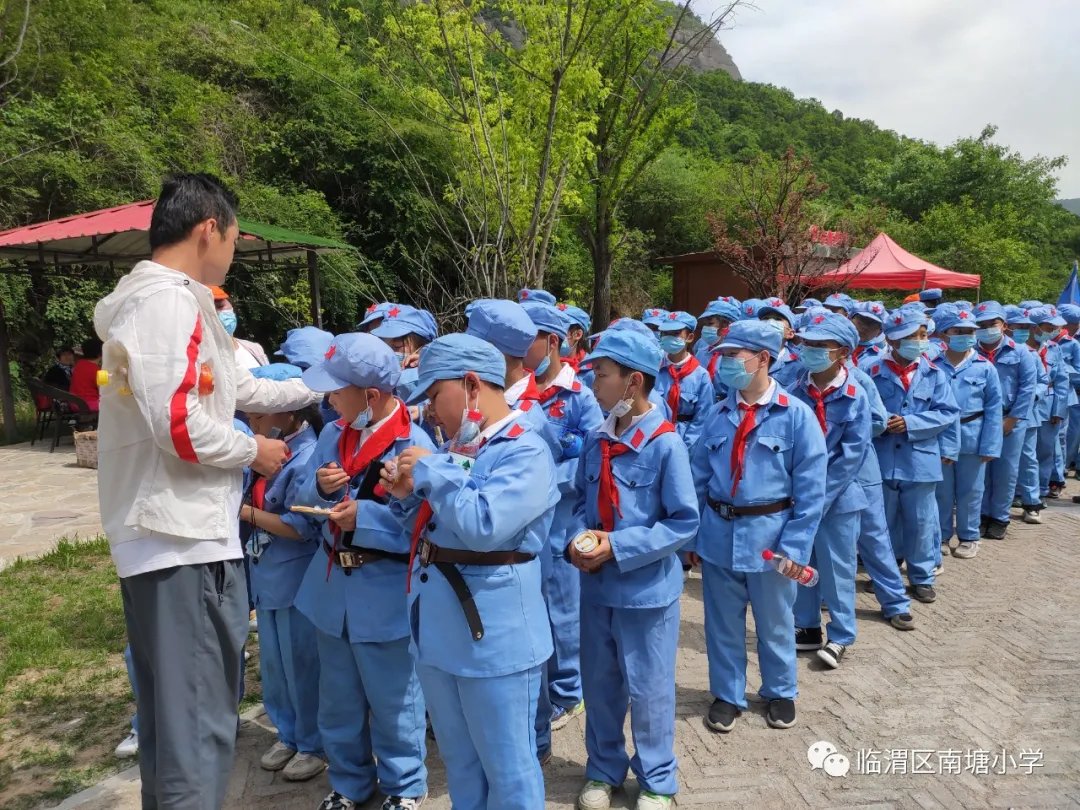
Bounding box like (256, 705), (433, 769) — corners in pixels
(306, 249), (323, 328)
(0, 295), (17, 443)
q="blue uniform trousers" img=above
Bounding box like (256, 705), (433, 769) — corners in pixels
(702, 562), (797, 707)
(546, 552), (582, 710)
(418, 663), (544, 810)
(983, 427), (1026, 523)
(257, 606), (322, 755)
(580, 601), (679, 796)
(794, 510), (858, 646)
(1015, 425), (1042, 506)
(856, 482), (911, 617)
(315, 631), (427, 802)
(937, 455), (987, 544)
(883, 480), (938, 586)
(1066, 404), (1080, 470)
(1038, 420), (1062, 493)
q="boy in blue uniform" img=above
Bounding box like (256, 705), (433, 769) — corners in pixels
(371, 304), (438, 404)
(294, 334), (433, 810)
(654, 310), (714, 450)
(1006, 306), (1049, 525)
(695, 297), (741, 372)
(522, 300), (604, 749)
(789, 313), (872, 669)
(688, 321), (828, 733)
(974, 302), (1037, 540)
(241, 366), (326, 782)
(859, 308), (959, 603)
(1058, 304), (1080, 477)
(559, 304), (592, 373)
(932, 307), (1003, 560)
(384, 334), (558, 810)
(642, 307), (669, 335)
(1029, 306), (1070, 501)
(851, 301), (888, 364)
(758, 304), (801, 389)
(570, 330), (699, 810)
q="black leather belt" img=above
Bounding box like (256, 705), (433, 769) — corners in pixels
(676, 414), (694, 423)
(323, 540), (408, 572)
(960, 411), (984, 424)
(706, 496), (793, 520)
(418, 539), (534, 642)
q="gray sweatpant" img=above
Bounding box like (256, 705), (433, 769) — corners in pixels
(121, 559), (248, 810)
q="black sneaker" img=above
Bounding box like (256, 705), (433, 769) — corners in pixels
(912, 584), (937, 603)
(705, 698), (741, 733)
(864, 578), (876, 594)
(979, 514), (989, 535)
(795, 627), (823, 651)
(766, 698), (797, 729)
(888, 612), (915, 630)
(382, 796), (427, 810)
(1011, 497), (1022, 510)
(319, 792), (357, 810)
(983, 519), (1007, 540)
(816, 642), (846, 669)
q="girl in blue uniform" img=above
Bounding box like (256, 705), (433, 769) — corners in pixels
(241, 365), (326, 782)
(654, 310), (714, 451)
(569, 330), (699, 810)
(932, 306), (1003, 560)
(294, 334), (433, 810)
(689, 320), (828, 734)
(1006, 306), (1050, 525)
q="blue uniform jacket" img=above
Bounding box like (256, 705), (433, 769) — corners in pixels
(689, 384), (828, 571)
(770, 345), (801, 390)
(858, 353), (960, 483)
(403, 414), (557, 677)
(1054, 333), (1080, 392)
(1034, 341), (1069, 422)
(936, 351), (1004, 458)
(654, 357), (714, 450)
(573, 407), (700, 609)
(249, 425), (321, 611)
(790, 370), (871, 517)
(848, 363), (888, 487)
(293, 416), (435, 644)
(853, 337), (886, 365)
(980, 338), (1037, 426)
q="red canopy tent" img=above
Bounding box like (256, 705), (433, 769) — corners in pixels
(808, 232), (980, 290)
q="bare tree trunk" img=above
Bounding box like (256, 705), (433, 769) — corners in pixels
(589, 191), (613, 326)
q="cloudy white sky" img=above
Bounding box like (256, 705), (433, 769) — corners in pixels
(693, 0), (1080, 197)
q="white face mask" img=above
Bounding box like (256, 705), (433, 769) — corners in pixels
(609, 379), (634, 418)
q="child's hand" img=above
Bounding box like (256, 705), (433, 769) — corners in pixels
(403, 350), (421, 369)
(686, 551), (702, 568)
(574, 530), (614, 573)
(317, 462), (350, 496)
(381, 460), (415, 499)
(396, 447), (432, 481)
(329, 499), (357, 531)
(886, 415), (907, 434)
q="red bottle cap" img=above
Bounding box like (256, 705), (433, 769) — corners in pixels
(762, 549), (774, 561)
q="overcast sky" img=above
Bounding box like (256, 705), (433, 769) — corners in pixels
(693, 0), (1080, 197)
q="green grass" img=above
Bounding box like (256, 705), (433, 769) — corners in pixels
(0, 400), (38, 446)
(0, 537), (133, 809)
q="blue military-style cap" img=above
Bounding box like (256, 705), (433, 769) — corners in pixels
(919, 288), (943, 303)
(518, 288), (557, 305)
(406, 333), (508, 405)
(371, 304), (438, 342)
(954, 301), (974, 311)
(973, 301), (1007, 323)
(641, 307), (670, 327)
(251, 362), (304, 381)
(559, 304), (591, 333)
(797, 311), (859, 351)
(759, 303), (796, 326)
(465, 299), (538, 358)
(718, 319), (783, 359)
(1028, 305), (1066, 327)
(852, 300), (888, 325)
(934, 305), (978, 333)
(275, 326), (334, 369)
(1058, 304), (1080, 324)
(593, 317), (655, 341)
(823, 293), (855, 314)
(302, 332), (402, 393)
(1018, 300), (1043, 310)
(357, 301), (395, 328)
(739, 298), (765, 320)
(700, 297), (742, 323)
(796, 297), (823, 312)
(1004, 305), (1034, 326)
(883, 308), (927, 340)
(658, 310), (698, 333)
(585, 329), (663, 377)
(522, 300), (571, 338)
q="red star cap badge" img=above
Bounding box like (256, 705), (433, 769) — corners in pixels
(325, 344), (337, 360)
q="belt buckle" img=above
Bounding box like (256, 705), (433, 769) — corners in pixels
(419, 540), (433, 567)
(338, 550), (361, 568)
(717, 501), (734, 521)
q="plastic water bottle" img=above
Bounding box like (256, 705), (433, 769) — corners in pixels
(762, 549), (819, 586)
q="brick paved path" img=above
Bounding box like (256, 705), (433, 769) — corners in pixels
(59, 501), (1080, 809)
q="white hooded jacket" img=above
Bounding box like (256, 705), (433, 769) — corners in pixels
(94, 260), (317, 577)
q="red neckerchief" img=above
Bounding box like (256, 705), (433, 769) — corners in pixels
(730, 402), (761, 498)
(407, 501), (433, 593)
(1038, 345), (1050, 372)
(1054, 328), (1071, 344)
(884, 359), (918, 391)
(538, 380), (563, 405)
(979, 341), (1000, 365)
(665, 355), (701, 416)
(806, 384), (840, 434)
(517, 371), (540, 403)
(597, 422), (675, 531)
(564, 348), (587, 371)
(327, 402), (412, 578)
(252, 477), (268, 510)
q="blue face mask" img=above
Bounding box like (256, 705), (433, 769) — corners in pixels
(1010, 329), (1030, 344)
(700, 326), (719, 345)
(350, 404), (372, 431)
(897, 338), (927, 362)
(659, 335), (686, 355)
(799, 346), (836, 373)
(218, 310), (238, 336)
(976, 326), (1002, 345)
(1034, 330), (1053, 344)
(717, 356), (755, 391)
(948, 334), (977, 353)
(559, 340), (572, 357)
(534, 355), (551, 377)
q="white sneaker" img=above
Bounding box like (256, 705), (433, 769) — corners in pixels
(282, 752), (326, 781)
(952, 542), (978, 559)
(1023, 509), (1042, 524)
(636, 791), (674, 810)
(932, 562), (944, 576)
(259, 741), (296, 771)
(114, 730), (138, 759)
(578, 780), (614, 810)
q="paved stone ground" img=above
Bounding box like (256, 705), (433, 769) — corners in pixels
(13, 434), (1075, 809)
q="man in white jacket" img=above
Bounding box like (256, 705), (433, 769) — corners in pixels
(94, 173), (317, 810)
